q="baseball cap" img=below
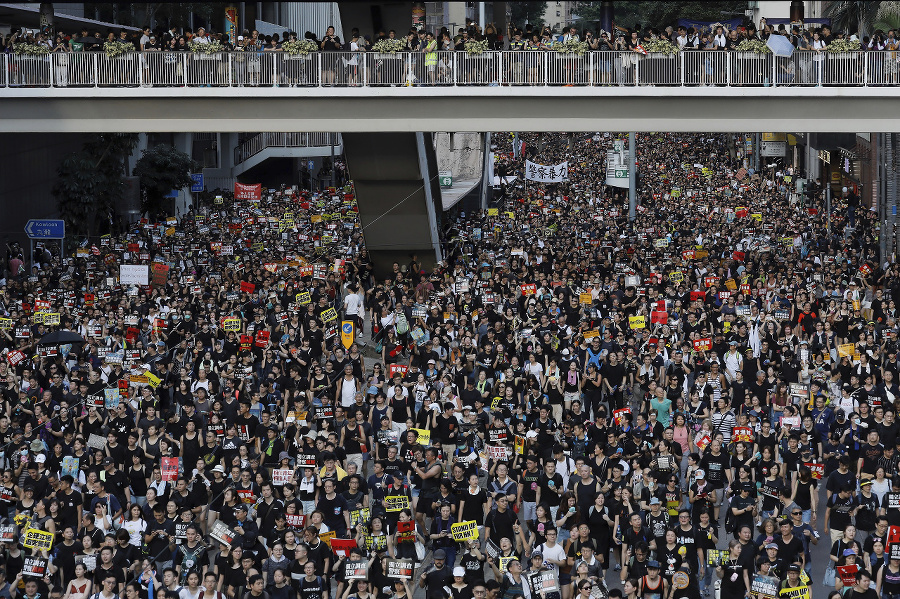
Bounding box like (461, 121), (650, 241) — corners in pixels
(453, 567), (465, 577)
(649, 497), (661, 505)
(367, 386), (378, 395)
(695, 469), (705, 479)
(787, 564), (801, 572)
(843, 549), (857, 557)
(647, 560), (660, 568)
(102, 457), (114, 466)
(765, 543), (778, 549)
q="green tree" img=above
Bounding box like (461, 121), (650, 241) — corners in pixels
(52, 133), (137, 237)
(510, 2), (547, 29)
(133, 144), (198, 217)
(574, 1), (747, 32)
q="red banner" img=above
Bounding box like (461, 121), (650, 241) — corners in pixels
(240, 281), (256, 293)
(255, 330), (270, 348)
(693, 338), (712, 352)
(161, 457), (179, 481)
(650, 311), (668, 324)
(240, 335), (252, 351)
(234, 182), (262, 201)
(690, 291), (706, 302)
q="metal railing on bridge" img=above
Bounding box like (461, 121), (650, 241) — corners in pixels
(3, 50), (900, 88)
(234, 132), (341, 164)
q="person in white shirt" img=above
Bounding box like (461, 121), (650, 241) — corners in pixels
(531, 528), (568, 576)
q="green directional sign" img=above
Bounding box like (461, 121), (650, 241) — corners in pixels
(614, 169), (628, 178)
(439, 171), (453, 187)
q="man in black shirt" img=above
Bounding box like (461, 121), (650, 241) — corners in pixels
(56, 475), (82, 532)
(145, 506), (175, 570)
(484, 493), (517, 545)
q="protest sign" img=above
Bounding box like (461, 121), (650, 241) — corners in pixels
(0, 525), (15, 543)
(23, 528), (54, 550)
(318, 530), (336, 547)
(386, 495), (410, 512)
(210, 521), (236, 547)
(693, 338), (712, 352)
(528, 570), (559, 594)
(750, 574), (780, 599)
(285, 514), (307, 529)
(386, 559), (414, 579)
(344, 560), (368, 579)
(61, 456), (79, 478)
(120, 265), (149, 286)
(410, 427), (430, 446)
(75, 554), (97, 572)
(451, 520), (479, 542)
(349, 508), (370, 531)
(87, 434), (107, 451)
(331, 538), (358, 558)
(272, 469), (293, 486)
(235, 182), (262, 201)
(628, 316), (646, 329)
(525, 160), (568, 183)
(22, 557), (48, 577)
(161, 457), (179, 481)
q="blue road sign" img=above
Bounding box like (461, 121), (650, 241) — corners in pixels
(307, 160), (315, 171)
(190, 173), (204, 192)
(25, 219), (65, 239)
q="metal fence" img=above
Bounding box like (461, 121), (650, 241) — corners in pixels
(3, 50), (900, 88)
(234, 132), (342, 164)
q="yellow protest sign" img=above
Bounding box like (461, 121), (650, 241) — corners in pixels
(629, 316), (646, 329)
(23, 528), (54, 550)
(223, 318), (241, 332)
(499, 556), (516, 572)
(320, 307), (338, 323)
(505, 211), (515, 219)
(515, 435), (525, 455)
(385, 495), (410, 512)
(32, 312), (45, 325)
(750, 213), (762, 222)
(579, 293), (592, 305)
(410, 428), (430, 446)
(311, 215), (322, 223)
(668, 271), (684, 283)
(0, 318), (12, 330)
(582, 330), (599, 339)
(318, 530), (336, 547)
(296, 291), (311, 305)
(145, 371), (161, 389)
(45, 313), (60, 325)
(724, 279), (737, 291)
(450, 520), (479, 542)
(487, 208), (499, 216)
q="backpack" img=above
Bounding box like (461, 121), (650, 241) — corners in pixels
(396, 311), (409, 335)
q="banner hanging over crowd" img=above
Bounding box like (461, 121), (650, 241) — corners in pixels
(525, 160), (568, 183)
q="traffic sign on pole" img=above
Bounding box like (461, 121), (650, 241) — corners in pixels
(24, 220), (65, 239)
(190, 173), (204, 192)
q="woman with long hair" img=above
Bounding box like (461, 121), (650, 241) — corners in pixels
(121, 503), (147, 547)
(62, 562), (92, 599)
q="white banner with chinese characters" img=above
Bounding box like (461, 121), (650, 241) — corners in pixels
(525, 160), (568, 183)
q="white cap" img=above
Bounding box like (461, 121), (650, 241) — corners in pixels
(238, 36), (244, 41)
(843, 187), (848, 193)
(453, 567), (466, 577)
(34, 453), (46, 464)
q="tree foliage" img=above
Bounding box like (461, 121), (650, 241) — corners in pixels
(573, 1), (748, 32)
(52, 133), (137, 238)
(510, 2), (547, 29)
(132, 145), (198, 217)
(824, 1), (888, 37)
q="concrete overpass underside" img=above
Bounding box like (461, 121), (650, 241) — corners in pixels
(2, 87), (900, 133)
(342, 132), (442, 275)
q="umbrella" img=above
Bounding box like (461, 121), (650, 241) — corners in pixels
(766, 35), (795, 57)
(38, 330), (86, 347)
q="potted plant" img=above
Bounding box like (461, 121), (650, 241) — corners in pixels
(282, 39), (318, 60)
(14, 43), (50, 57)
(372, 38), (405, 58)
(464, 39), (490, 55)
(103, 40), (134, 59)
(825, 38), (862, 84)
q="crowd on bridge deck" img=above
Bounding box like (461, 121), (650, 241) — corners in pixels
(0, 130), (895, 599)
(3, 15), (898, 57)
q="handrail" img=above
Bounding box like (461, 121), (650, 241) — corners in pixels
(234, 132), (342, 164)
(2, 50), (898, 88)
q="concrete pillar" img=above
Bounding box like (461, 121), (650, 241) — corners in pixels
(173, 132), (194, 215)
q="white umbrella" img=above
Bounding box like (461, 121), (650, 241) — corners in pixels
(766, 35), (795, 57)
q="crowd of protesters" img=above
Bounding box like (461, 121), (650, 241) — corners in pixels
(2, 17), (896, 55)
(0, 129), (894, 599)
